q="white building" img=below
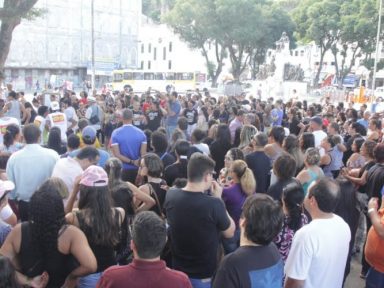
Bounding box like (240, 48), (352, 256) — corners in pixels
(4, 0), (141, 91)
(138, 16), (207, 74)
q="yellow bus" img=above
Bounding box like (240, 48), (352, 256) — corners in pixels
(106, 69), (207, 92)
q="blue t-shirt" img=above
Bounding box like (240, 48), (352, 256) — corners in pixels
(357, 118), (368, 129)
(271, 108), (283, 126)
(166, 100), (181, 126)
(111, 124), (147, 170)
(70, 148), (110, 168)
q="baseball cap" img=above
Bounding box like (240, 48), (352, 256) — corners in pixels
(50, 101), (60, 111)
(87, 96), (97, 102)
(310, 116), (323, 126)
(82, 126), (97, 141)
(80, 165), (108, 187)
(0, 179), (15, 199)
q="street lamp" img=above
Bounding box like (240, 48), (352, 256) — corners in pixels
(372, 0), (383, 94)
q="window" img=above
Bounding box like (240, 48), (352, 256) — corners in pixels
(154, 47), (157, 61)
(315, 62), (320, 65)
(148, 61), (151, 70)
(140, 61), (144, 69)
(141, 44), (144, 53)
(155, 73), (164, 80)
(123, 72), (133, 80)
(169, 42), (173, 52)
(133, 72), (144, 80)
(295, 51), (298, 56)
(331, 62), (335, 66)
(163, 47), (166, 60)
(166, 72), (175, 80)
(176, 73), (193, 80)
(144, 72), (154, 80)
(168, 60), (172, 70)
(300, 50), (304, 57)
(113, 73), (123, 82)
(148, 43), (152, 53)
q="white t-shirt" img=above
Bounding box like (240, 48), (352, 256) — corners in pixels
(47, 112), (68, 143)
(194, 143), (210, 156)
(51, 157), (83, 196)
(0, 116), (19, 145)
(312, 130), (327, 148)
(285, 215), (351, 288)
(34, 115), (46, 145)
(64, 106), (78, 131)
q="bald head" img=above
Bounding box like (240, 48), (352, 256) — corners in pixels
(122, 108), (133, 122)
(308, 178), (340, 213)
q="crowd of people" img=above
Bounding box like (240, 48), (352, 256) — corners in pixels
(0, 83), (382, 288)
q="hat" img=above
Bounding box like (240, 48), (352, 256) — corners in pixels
(50, 101), (60, 111)
(310, 116), (323, 126)
(80, 165), (108, 187)
(87, 96), (97, 102)
(82, 126), (97, 141)
(0, 179), (15, 199)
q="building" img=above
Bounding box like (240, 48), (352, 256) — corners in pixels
(4, 0), (141, 91)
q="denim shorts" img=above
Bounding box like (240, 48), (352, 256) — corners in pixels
(78, 272), (102, 288)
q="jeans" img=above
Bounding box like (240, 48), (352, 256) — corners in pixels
(366, 267), (384, 288)
(166, 125), (177, 140)
(78, 272), (102, 288)
(189, 278), (211, 288)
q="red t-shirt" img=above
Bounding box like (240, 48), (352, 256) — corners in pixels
(97, 259), (192, 288)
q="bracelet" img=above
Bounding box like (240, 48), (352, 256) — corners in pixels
(368, 208), (376, 214)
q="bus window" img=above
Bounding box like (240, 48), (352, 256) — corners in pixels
(144, 72), (155, 80)
(114, 73), (123, 82)
(176, 73), (193, 80)
(133, 72), (144, 80)
(166, 73), (175, 80)
(124, 72), (133, 80)
(155, 73), (164, 80)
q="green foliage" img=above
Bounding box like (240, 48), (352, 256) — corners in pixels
(24, 7), (47, 20)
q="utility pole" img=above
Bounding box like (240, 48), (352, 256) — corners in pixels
(372, 0), (383, 95)
(91, 0), (95, 91)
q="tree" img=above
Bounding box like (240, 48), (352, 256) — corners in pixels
(293, 0), (342, 87)
(0, 0), (43, 79)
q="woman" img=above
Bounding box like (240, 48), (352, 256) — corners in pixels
(221, 160), (256, 254)
(238, 125), (258, 156)
(197, 106), (209, 131)
(183, 100), (198, 138)
(164, 140), (190, 186)
(146, 100), (165, 132)
(367, 118), (382, 142)
(219, 148), (244, 186)
(0, 179), (97, 287)
(21, 102), (37, 125)
(320, 135), (338, 178)
(287, 107), (301, 135)
(210, 124), (232, 175)
(283, 134), (304, 175)
(138, 153), (167, 217)
(274, 182), (308, 262)
(346, 137), (366, 169)
(0, 124), (23, 154)
(47, 127), (67, 155)
(299, 132), (315, 153)
(0, 256), (20, 288)
(296, 148), (324, 195)
(65, 165), (124, 287)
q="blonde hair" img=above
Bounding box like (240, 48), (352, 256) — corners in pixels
(48, 177), (69, 199)
(208, 124), (218, 139)
(239, 125), (258, 150)
(231, 160), (256, 196)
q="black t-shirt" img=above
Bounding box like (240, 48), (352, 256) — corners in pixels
(358, 160), (376, 195)
(146, 109), (163, 131)
(164, 188), (230, 278)
(131, 109), (144, 130)
(164, 160), (188, 186)
(245, 151), (271, 193)
(212, 245), (283, 288)
(366, 163), (384, 206)
(155, 151), (175, 169)
(210, 140), (232, 175)
(183, 108), (198, 125)
(267, 178), (297, 202)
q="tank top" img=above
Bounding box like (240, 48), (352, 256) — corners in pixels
(76, 210), (120, 272)
(5, 100), (21, 123)
(302, 168), (322, 195)
(322, 149), (335, 178)
(148, 181), (167, 216)
(19, 222), (77, 288)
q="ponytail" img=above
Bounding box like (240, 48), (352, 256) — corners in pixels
(3, 124), (19, 148)
(283, 184), (305, 231)
(231, 160), (256, 196)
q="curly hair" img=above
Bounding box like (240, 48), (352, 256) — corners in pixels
(29, 179), (66, 264)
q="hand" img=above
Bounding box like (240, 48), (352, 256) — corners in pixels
(29, 272), (49, 288)
(368, 197), (379, 211)
(132, 159), (140, 167)
(211, 181), (223, 199)
(161, 184), (170, 191)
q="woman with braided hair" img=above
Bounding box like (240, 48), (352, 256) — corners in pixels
(0, 178), (96, 287)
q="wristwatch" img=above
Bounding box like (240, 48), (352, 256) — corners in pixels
(368, 208), (376, 214)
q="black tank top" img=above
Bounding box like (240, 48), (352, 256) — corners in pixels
(148, 181), (167, 216)
(19, 222), (78, 288)
(76, 210), (119, 272)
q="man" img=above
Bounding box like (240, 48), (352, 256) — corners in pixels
(165, 91), (181, 138)
(271, 100), (283, 126)
(34, 105), (49, 145)
(97, 211), (192, 288)
(70, 126), (109, 168)
(62, 98), (78, 134)
(285, 178), (351, 288)
(164, 140), (190, 186)
(3, 91), (25, 124)
(52, 146), (99, 199)
(229, 109), (244, 144)
(6, 124), (59, 221)
(212, 194), (284, 288)
(85, 95), (103, 134)
(310, 116), (327, 148)
(246, 132), (271, 193)
(77, 118), (101, 149)
(364, 195), (384, 287)
(164, 153), (235, 287)
(46, 101), (68, 143)
(111, 108), (147, 183)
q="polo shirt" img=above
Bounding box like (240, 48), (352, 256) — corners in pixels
(51, 156), (83, 193)
(97, 259), (192, 288)
(70, 148), (110, 168)
(111, 124), (146, 170)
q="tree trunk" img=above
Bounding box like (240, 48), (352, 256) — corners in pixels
(314, 46), (326, 88)
(0, 18), (21, 72)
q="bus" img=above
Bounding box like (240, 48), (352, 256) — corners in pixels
(106, 69), (207, 92)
